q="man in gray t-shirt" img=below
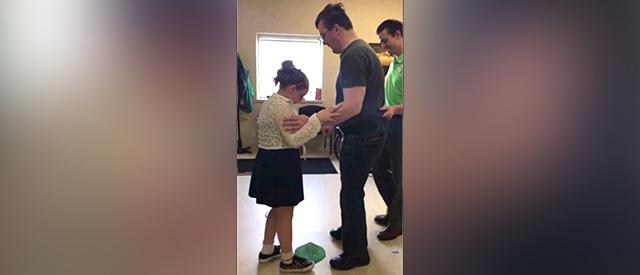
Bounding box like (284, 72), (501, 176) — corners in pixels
(335, 39), (386, 135)
(314, 3), (387, 271)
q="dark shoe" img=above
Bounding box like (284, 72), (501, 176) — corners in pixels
(329, 227), (342, 241)
(374, 214), (389, 226)
(258, 245), (281, 263)
(377, 227), (402, 241)
(329, 253), (370, 270)
(279, 255), (314, 273)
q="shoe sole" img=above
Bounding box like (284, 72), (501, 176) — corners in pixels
(329, 261), (370, 270)
(258, 254), (281, 263)
(377, 233), (402, 241)
(279, 262), (315, 273)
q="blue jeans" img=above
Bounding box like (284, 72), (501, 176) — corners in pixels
(338, 132), (386, 255)
(372, 116), (403, 230)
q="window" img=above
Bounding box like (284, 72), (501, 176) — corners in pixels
(256, 33), (323, 101)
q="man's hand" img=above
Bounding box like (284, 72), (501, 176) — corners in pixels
(283, 115), (309, 133)
(380, 105), (403, 120)
(316, 108), (338, 125)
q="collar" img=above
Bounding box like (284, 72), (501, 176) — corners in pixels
(393, 53), (404, 64)
(340, 39), (363, 57)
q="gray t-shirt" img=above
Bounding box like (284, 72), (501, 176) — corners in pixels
(336, 39), (386, 135)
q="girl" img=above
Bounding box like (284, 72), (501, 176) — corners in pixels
(249, 60), (335, 272)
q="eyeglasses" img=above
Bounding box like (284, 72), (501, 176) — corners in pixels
(319, 30), (329, 41)
(319, 25), (334, 41)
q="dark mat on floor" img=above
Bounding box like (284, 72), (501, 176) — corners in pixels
(238, 158), (338, 175)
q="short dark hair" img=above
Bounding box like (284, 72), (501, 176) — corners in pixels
(274, 60), (309, 90)
(315, 3), (353, 31)
(377, 19), (403, 37)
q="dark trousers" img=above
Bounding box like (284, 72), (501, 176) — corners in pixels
(372, 116), (403, 230)
(339, 132), (386, 256)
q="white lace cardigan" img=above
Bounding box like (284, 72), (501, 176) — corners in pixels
(256, 93), (321, 150)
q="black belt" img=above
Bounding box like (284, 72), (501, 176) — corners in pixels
(343, 132), (386, 144)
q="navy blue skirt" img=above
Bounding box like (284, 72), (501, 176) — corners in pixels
(249, 148), (303, 207)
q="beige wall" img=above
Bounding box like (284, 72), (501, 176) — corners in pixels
(238, 0), (403, 150)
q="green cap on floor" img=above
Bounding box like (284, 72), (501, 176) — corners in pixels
(294, 242), (325, 263)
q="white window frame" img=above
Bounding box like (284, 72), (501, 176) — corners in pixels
(255, 32), (324, 102)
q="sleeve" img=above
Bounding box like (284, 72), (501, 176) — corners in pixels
(269, 101), (322, 148)
(339, 52), (368, 88)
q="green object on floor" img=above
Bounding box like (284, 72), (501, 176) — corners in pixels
(294, 242), (326, 263)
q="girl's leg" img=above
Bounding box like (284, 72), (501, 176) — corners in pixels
(263, 209), (278, 244)
(274, 206), (314, 272)
(261, 208), (277, 254)
(274, 207), (294, 257)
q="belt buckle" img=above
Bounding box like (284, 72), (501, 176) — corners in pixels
(367, 135), (383, 143)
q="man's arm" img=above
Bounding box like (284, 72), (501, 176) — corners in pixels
(332, 86), (366, 123)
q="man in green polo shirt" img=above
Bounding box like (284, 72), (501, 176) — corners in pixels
(372, 19), (404, 241)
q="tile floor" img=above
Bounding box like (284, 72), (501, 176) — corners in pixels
(236, 155), (402, 275)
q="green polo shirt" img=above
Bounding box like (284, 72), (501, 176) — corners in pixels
(384, 54), (404, 106)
